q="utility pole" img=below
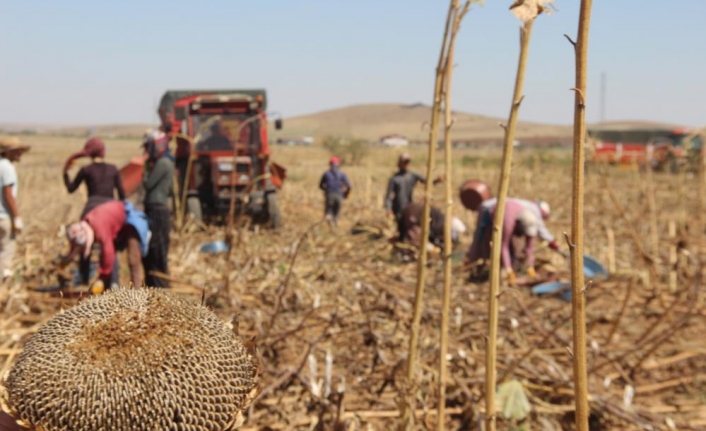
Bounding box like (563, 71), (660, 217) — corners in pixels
(600, 72), (606, 123)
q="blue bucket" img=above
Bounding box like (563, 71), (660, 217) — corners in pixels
(583, 254), (608, 280)
(199, 240), (229, 254)
(532, 281), (572, 302)
(533, 255), (608, 302)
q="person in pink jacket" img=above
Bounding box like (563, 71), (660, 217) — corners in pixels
(465, 197), (544, 283)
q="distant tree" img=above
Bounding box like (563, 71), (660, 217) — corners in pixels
(322, 135), (370, 166)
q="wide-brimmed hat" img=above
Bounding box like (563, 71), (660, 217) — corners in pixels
(0, 136), (31, 154)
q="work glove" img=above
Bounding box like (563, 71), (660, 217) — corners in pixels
(12, 217), (23, 234)
(506, 269), (516, 285)
(90, 279), (105, 295)
(549, 241), (569, 258)
(427, 243), (441, 255)
(527, 267), (537, 278)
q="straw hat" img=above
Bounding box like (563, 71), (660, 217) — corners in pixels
(0, 136), (30, 154)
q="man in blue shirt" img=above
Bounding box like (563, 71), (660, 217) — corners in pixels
(319, 156), (351, 228)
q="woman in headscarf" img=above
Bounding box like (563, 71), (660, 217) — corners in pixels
(465, 197), (541, 284)
(63, 137), (126, 285)
(63, 137), (126, 217)
(64, 200), (150, 290)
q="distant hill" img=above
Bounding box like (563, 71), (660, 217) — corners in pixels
(0, 123), (152, 139)
(268, 103), (574, 144)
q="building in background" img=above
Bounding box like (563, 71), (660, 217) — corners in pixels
(379, 134), (409, 147)
(276, 136), (314, 146)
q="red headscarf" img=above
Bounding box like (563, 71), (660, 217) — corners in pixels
(64, 137), (106, 169)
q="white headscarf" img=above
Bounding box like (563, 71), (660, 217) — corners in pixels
(66, 221), (95, 259)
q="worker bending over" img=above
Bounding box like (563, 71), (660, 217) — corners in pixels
(399, 202), (466, 250)
(480, 197), (560, 252)
(466, 197), (558, 283)
(64, 201), (151, 290)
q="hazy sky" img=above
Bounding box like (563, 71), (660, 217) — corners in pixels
(1, 1), (704, 126)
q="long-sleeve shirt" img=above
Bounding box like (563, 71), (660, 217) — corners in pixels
(143, 157), (175, 207)
(84, 201), (127, 281)
(319, 169), (351, 196)
(64, 162), (126, 200)
(481, 197), (555, 243)
(384, 170), (426, 216)
(467, 198), (538, 270)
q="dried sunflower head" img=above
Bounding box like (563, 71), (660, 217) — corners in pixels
(0, 287), (259, 431)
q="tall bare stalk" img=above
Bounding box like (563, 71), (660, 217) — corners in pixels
(437, 3), (473, 428)
(486, 3), (546, 428)
(398, 2), (455, 429)
(645, 149), (660, 265)
(567, 0), (594, 429)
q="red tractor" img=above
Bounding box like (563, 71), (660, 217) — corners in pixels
(589, 127), (703, 173)
(116, 89), (287, 229)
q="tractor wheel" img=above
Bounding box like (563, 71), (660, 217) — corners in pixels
(267, 193), (282, 230)
(186, 196), (203, 223)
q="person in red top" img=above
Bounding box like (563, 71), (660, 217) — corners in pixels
(63, 137), (126, 285)
(64, 201), (143, 288)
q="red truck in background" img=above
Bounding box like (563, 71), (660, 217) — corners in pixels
(589, 127), (704, 172)
(120, 89), (286, 229)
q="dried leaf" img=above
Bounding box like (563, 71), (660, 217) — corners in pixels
(510, 0), (554, 24)
(496, 380), (532, 421)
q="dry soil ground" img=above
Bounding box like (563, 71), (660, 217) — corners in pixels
(1, 135), (705, 430)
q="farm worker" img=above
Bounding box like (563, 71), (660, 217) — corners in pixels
(399, 201), (466, 249)
(64, 200), (151, 289)
(63, 137), (126, 217)
(465, 197), (543, 284)
(141, 129), (175, 288)
(197, 121), (232, 152)
(162, 121), (190, 199)
(63, 137), (126, 285)
(0, 137), (30, 282)
(318, 156), (351, 228)
(384, 152), (444, 242)
(480, 197), (562, 253)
